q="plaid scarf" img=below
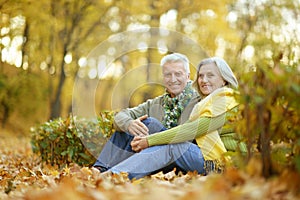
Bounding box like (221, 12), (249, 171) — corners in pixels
(162, 81), (196, 129)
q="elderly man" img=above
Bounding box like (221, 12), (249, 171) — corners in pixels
(93, 53), (200, 173)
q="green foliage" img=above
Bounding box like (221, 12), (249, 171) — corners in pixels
(30, 112), (115, 167)
(236, 60), (300, 177)
(98, 110), (115, 138)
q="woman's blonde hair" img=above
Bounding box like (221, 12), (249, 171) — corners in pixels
(193, 57), (238, 96)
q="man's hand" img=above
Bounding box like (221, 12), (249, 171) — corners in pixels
(131, 136), (149, 152)
(127, 115), (149, 136)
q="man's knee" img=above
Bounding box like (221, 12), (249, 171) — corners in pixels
(142, 117), (166, 134)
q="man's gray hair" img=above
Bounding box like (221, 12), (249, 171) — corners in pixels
(193, 57), (238, 95)
(160, 53), (190, 74)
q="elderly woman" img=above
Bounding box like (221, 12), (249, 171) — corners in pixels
(105, 57), (246, 179)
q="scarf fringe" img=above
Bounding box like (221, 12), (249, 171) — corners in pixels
(203, 160), (225, 175)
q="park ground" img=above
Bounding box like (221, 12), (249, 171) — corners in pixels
(0, 132), (299, 200)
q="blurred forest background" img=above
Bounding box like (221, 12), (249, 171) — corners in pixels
(0, 0), (299, 136)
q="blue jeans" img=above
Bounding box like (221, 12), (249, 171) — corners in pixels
(93, 117), (168, 169)
(109, 142), (205, 180)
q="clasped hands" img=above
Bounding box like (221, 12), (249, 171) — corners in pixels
(127, 115), (150, 152)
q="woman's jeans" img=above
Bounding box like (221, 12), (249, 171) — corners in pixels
(93, 117), (167, 169)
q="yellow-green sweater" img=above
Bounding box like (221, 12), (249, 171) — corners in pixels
(147, 87), (247, 161)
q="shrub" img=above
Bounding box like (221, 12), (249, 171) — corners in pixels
(236, 60), (300, 177)
(30, 111), (115, 167)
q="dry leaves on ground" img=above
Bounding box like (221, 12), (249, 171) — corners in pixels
(0, 136), (299, 200)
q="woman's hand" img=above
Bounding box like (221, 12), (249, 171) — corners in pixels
(131, 136), (149, 152)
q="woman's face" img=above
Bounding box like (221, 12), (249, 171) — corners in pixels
(197, 62), (226, 96)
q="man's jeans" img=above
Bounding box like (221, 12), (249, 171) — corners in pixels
(93, 117), (169, 170)
(109, 141), (205, 180)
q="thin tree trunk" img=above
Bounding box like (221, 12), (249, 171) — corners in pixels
(1, 100), (9, 128)
(258, 105), (272, 178)
(49, 59), (66, 119)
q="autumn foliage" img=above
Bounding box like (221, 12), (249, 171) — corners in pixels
(236, 58), (300, 178)
(1, 136), (300, 200)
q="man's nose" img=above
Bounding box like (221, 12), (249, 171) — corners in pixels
(171, 74), (177, 82)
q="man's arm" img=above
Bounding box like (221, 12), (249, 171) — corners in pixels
(114, 96), (163, 135)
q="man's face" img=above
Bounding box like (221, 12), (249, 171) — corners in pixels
(162, 61), (190, 97)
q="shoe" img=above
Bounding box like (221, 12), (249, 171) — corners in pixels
(93, 166), (108, 173)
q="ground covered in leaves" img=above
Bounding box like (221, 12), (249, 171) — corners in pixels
(1, 135), (299, 200)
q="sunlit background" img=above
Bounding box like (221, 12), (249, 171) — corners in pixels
(2, 1), (299, 74)
(0, 0), (299, 134)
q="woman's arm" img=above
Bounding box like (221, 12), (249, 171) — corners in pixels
(131, 114), (226, 152)
(147, 113), (226, 146)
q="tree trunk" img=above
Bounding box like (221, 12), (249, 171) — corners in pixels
(49, 60), (66, 119)
(1, 100), (9, 128)
(258, 105), (273, 178)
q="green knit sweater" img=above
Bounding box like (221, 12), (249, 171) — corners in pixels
(147, 108), (247, 153)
